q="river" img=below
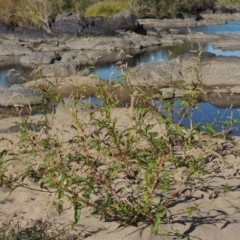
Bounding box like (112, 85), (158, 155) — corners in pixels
(1, 21), (240, 135)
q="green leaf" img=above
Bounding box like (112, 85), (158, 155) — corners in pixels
(205, 123), (216, 135)
(187, 206), (196, 218)
(73, 202), (82, 228)
(58, 189), (65, 199)
(154, 213), (162, 234)
(0, 149), (7, 159)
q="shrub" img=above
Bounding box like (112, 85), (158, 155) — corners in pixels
(85, 1), (130, 18)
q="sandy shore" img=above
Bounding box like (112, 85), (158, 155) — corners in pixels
(0, 102), (240, 240)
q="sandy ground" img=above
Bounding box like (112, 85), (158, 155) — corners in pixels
(0, 103), (240, 240)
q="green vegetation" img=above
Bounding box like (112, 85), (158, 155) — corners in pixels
(85, 1), (129, 17)
(0, 0), (239, 28)
(0, 50), (239, 237)
(218, 0), (240, 8)
(0, 220), (79, 239)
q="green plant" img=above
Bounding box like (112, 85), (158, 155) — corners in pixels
(85, 1), (129, 18)
(1, 49), (240, 237)
(0, 220), (79, 240)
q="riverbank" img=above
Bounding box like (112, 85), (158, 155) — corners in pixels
(0, 96), (240, 239)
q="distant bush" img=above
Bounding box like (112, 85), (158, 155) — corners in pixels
(131, 0), (216, 18)
(0, 0), (239, 28)
(85, 1), (129, 18)
(218, 0), (240, 8)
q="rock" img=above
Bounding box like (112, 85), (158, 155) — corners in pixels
(129, 52), (240, 87)
(85, 16), (107, 28)
(129, 61), (182, 86)
(204, 92), (240, 108)
(169, 29), (180, 34)
(107, 9), (139, 31)
(0, 44), (32, 56)
(41, 62), (84, 77)
(135, 24), (161, 37)
(51, 19), (85, 37)
(34, 43), (68, 52)
(5, 27), (52, 40)
(66, 37), (134, 51)
(0, 85), (42, 106)
(5, 70), (23, 85)
(55, 11), (84, 22)
(159, 88), (184, 99)
(230, 86), (240, 94)
(82, 26), (115, 36)
(19, 52), (56, 64)
(0, 21), (9, 34)
(212, 35), (240, 49)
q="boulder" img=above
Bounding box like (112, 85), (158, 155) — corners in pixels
(107, 9), (139, 31)
(51, 19), (85, 37)
(0, 21), (9, 34)
(82, 26), (115, 36)
(0, 44), (32, 56)
(129, 52), (240, 86)
(85, 16), (107, 28)
(34, 43), (68, 52)
(135, 24), (161, 37)
(55, 11), (84, 22)
(212, 35), (240, 49)
(41, 62), (84, 77)
(0, 84), (42, 106)
(5, 27), (53, 40)
(19, 52), (56, 64)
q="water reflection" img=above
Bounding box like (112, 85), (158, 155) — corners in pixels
(93, 40), (240, 80)
(178, 21), (240, 34)
(153, 100), (240, 136)
(0, 56), (34, 85)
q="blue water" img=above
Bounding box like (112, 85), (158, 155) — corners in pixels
(179, 21), (240, 34)
(154, 100), (240, 136)
(2, 21), (240, 135)
(91, 21), (240, 136)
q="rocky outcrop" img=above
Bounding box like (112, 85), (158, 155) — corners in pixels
(19, 52), (56, 65)
(107, 9), (139, 31)
(138, 18), (227, 28)
(41, 62), (84, 77)
(51, 9), (139, 37)
(129, 52), (240, 86)
(211, 35), (240, 49)
(0, 44), (32, 56)
(51, 18), (85, 37)
(0, 84), (42, 106)
(1, 27), (53, 40)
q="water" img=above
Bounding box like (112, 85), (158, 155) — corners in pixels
(91, 21), (240, 136)
(154, 100), (240, 136)
(178, 20), (240, 34)
(93, 21), (240, 80)
(2, 21), (240, 135)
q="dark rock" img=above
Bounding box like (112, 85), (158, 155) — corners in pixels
(82, 26), (115, 36)
(107, 9), (139, 31)
(176, 13), (185, 19)
(51, 19), (85, 37)
(8, 27), (53, 40)
(135, 24), (161, 37)
(85, 16), (107, 28)
(195, 14), (204, 21)
(0, 21), (9, 34)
